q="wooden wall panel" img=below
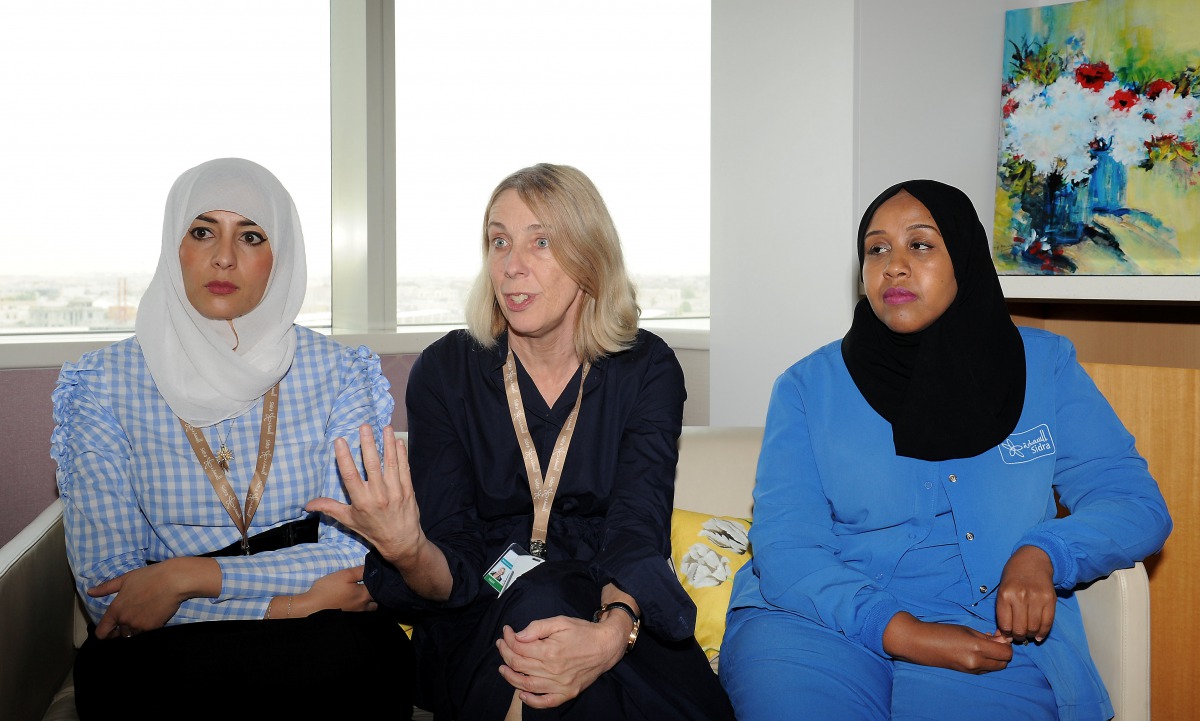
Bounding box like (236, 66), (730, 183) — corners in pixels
(1010, 302), (1200, 370)
(1081, 362), (1200, 721)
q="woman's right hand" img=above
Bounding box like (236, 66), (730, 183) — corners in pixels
(307, 425), (426, 571)
(89, 556), (221, 639)
(882, 611), (1013, 674)
(308, 424), (454, 600)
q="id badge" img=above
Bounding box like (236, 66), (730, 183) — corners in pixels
(484, 542), (545, 595)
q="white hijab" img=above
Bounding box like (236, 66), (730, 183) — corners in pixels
(136, 158), (307, 427)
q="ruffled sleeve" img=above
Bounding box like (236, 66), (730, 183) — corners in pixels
(328, 343), (395, 438)
(52, 348), (148, 624)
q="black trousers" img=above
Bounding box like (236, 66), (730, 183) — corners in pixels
(73, 609), (415, 721)
(423, 561), (735, 721)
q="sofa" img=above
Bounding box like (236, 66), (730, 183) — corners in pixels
(0, 426), (1152, 720)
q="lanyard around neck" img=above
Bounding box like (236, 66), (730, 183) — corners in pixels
(179, 383), (281, 555)
(503, 349), (590, 559)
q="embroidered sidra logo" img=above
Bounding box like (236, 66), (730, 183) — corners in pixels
(998, 424), (1056, 465)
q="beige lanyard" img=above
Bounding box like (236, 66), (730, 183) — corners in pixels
(179, 383), (281, 555)
(503, 350), (590, 559)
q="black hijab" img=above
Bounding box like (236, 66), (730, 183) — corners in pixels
(841, 180), (1026, 461)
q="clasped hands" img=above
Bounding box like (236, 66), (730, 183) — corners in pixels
(883, 544), (1056, 674)
(496, 612), (632, 709)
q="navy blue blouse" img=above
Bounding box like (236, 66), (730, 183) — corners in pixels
(364, 329), (696, 641)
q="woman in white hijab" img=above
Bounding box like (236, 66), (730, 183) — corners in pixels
(52, 158), (414, 719)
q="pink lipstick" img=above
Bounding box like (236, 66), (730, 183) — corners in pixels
(882, 287), (917, 304)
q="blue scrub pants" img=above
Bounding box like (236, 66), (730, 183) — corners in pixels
(720, 607), (1058, 721)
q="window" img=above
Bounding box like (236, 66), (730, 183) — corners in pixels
(393, 0), (711, 324)
(0, 0), (331, 335)
(0, 1), (710, 342)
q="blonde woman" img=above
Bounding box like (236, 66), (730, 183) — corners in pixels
(313, 164), (733, 720)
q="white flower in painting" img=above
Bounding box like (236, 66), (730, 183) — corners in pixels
(699, 517), (750, 555)
(681, 543), (732, 588)
(1145, 93), (1200, 137)
(1007, 78), (1044, 107)
(1005, 77), (1102, 178)
(1104, 108), (1155, 166)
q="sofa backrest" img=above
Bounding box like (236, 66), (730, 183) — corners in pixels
(674, 426), (762, 518)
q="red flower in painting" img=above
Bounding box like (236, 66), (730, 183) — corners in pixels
(1003, 97), (1019, 118)
(1146, 79), (1175, 100)
(1109, 88), (1139, 111)
(1075, 62), (1114, 90)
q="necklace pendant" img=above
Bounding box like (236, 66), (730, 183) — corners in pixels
(216, 444), (234, 470)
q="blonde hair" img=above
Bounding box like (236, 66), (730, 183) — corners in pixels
(465, 164), (640, 362)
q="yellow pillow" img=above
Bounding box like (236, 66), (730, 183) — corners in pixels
(670, 508), (752, 662)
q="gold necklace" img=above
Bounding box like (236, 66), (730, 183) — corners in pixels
(214, 418), (236, 470)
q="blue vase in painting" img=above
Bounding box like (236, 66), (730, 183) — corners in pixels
(1026, 173), (1085, 245)
(1088, 146), (1127, 215)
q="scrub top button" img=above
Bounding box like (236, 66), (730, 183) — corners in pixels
(965, 532), (975, 541)
(948, 474), (957, 483)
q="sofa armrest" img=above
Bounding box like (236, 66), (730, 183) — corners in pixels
(0, 499), (80, 721)
(1077, 562), (1151, 721)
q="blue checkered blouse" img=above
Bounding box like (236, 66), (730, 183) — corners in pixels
(52, 326), (393, 624)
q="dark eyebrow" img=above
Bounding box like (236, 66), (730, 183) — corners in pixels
(907, 223), (942, 235)
(863, 223), (941, 239)
(193, 214), (262, 228)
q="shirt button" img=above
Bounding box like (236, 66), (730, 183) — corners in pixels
(924, 482), (933, 490)
(965, 532), (974, 541)
(948, 474), (957, 483)
(979, 585), (988, 594)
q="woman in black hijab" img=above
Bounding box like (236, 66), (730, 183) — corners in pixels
(842, 180), (1026, 462)
(719, 180), (1171, 721)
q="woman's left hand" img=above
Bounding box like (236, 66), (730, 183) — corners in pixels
(291, 565), (378, 616)
(995, 545), (1057, 644)
(495, 614), (630, 709)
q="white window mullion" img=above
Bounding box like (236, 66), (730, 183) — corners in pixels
(330, 0), (397, 332)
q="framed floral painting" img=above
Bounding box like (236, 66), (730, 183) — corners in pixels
(994, 0), (1200, 281)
